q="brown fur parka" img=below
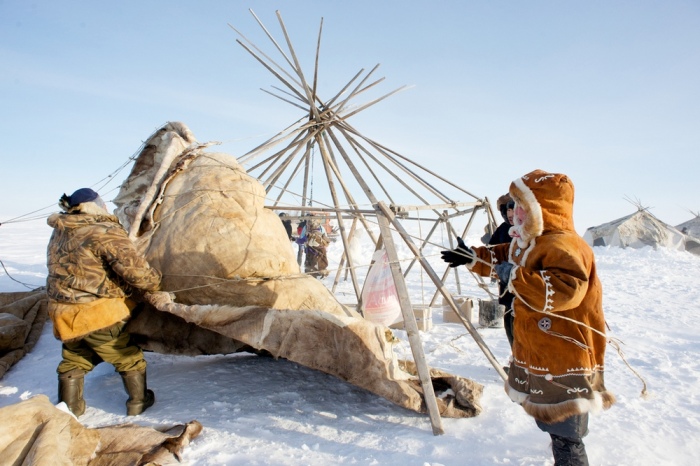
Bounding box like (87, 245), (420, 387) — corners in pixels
(469, 169), (615, 424)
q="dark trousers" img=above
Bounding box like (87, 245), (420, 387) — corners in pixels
(504, 308), (514, 347)
(536, 413), (589, 466)
(500, 289), (515, 348)
(57, 322), (147, 374)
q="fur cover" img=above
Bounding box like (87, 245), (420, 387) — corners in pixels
(143, 296), (483, 418)
(0, 394), (201, 465)
(468, 169), (614, 424)
(111, 122), (484, 418)
(0, 290), (47, 379)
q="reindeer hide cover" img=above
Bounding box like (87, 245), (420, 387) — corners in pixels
(113, 122), (483, 418)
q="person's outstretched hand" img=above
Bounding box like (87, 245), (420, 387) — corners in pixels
(440, 237), (474, 268)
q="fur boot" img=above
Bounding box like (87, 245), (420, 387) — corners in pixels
(120, 369), (155, 416)
(58, 369), (86, 416)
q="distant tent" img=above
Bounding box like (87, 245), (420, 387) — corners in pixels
(676, 212), (700, 238)
(676, 212), (700, 255)
(584, 208), (685, 251)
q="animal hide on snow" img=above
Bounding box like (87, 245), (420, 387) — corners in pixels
(0, 394), (202, 466)
(112, 121), (483, 418)
(0, 290), (47, 379)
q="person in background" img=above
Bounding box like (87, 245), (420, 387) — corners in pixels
(279, 212), (293, 240)
(296, 218), (307, 239)
(441, 170), (614, 466)
(480, 194), (514, 245)
(46, 188), (167, 417)
(490, 193), (516, 349)
(297, 215), (330, 278)
(489, 193), (515, 245)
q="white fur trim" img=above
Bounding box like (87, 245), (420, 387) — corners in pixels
(506, 383), (529, 404)
(520, 239), (536, 264)
(77, 201), (109, 216)
(512, 177), (543, 245)
(568, 395), (604, 414)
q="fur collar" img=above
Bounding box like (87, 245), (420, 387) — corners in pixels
(47, 210), (121, 230)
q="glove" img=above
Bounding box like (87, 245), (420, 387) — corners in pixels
(494, 261), (514, 285)
(144, 291), (175, 308)
(440, 237), (474, 268)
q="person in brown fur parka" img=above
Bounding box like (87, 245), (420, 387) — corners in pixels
(442, 169), (615, 466)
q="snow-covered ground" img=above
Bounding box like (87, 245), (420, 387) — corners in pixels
(1, 218), (699, 465)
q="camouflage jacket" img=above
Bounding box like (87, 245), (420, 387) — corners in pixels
(46, 212), (161, 304)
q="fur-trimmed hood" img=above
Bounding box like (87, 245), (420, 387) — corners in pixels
(509, 169), (576, 248)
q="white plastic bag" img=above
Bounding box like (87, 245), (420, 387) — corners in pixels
(361, 249), (402, 326)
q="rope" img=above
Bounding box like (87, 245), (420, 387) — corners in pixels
(510, 272), (649, 399)
(608, 337), (650, 399)
(0, 217), (50, 290)
(0, 209), (53, 226)
(0, 259), (41, 290)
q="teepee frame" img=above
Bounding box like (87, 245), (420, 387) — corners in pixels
(230, 10), (505, 435)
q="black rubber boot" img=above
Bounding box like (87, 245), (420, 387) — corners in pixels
(58, 369), (86, 416)
(551, 434), (589, 466)
(120, 369), (155, 416)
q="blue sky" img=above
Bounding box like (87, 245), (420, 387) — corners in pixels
(1, 1), (698, 234)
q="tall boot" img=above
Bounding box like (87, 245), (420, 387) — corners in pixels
(58, 369), (86, 416)
(551, 434), (589, 466)
(120, 369), (155, 416)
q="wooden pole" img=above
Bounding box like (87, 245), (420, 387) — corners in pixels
(374, 208), (445, 436)
(231, 9), (506, 396)
(271, 144), (313, 207)
(376, 202), (508, 382)
(263, 129), (319, 191)
(331, 216), (358, 294)
(275, 11), (322, 123)
(314, 128), (445, 433)
(401, 217), (441, 277)
(333, 63), (382, 116)
(237, 115), (310, 166)
(337, 126), (445, 216)
(316, 135), (362, 300)
(429, 207), (482, 307)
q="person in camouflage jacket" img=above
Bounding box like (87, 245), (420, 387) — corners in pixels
(46, 188), (166, 417)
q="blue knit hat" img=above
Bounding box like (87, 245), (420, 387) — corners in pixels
(58, 188), (102, 212)
(67, 188), (99, 207)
